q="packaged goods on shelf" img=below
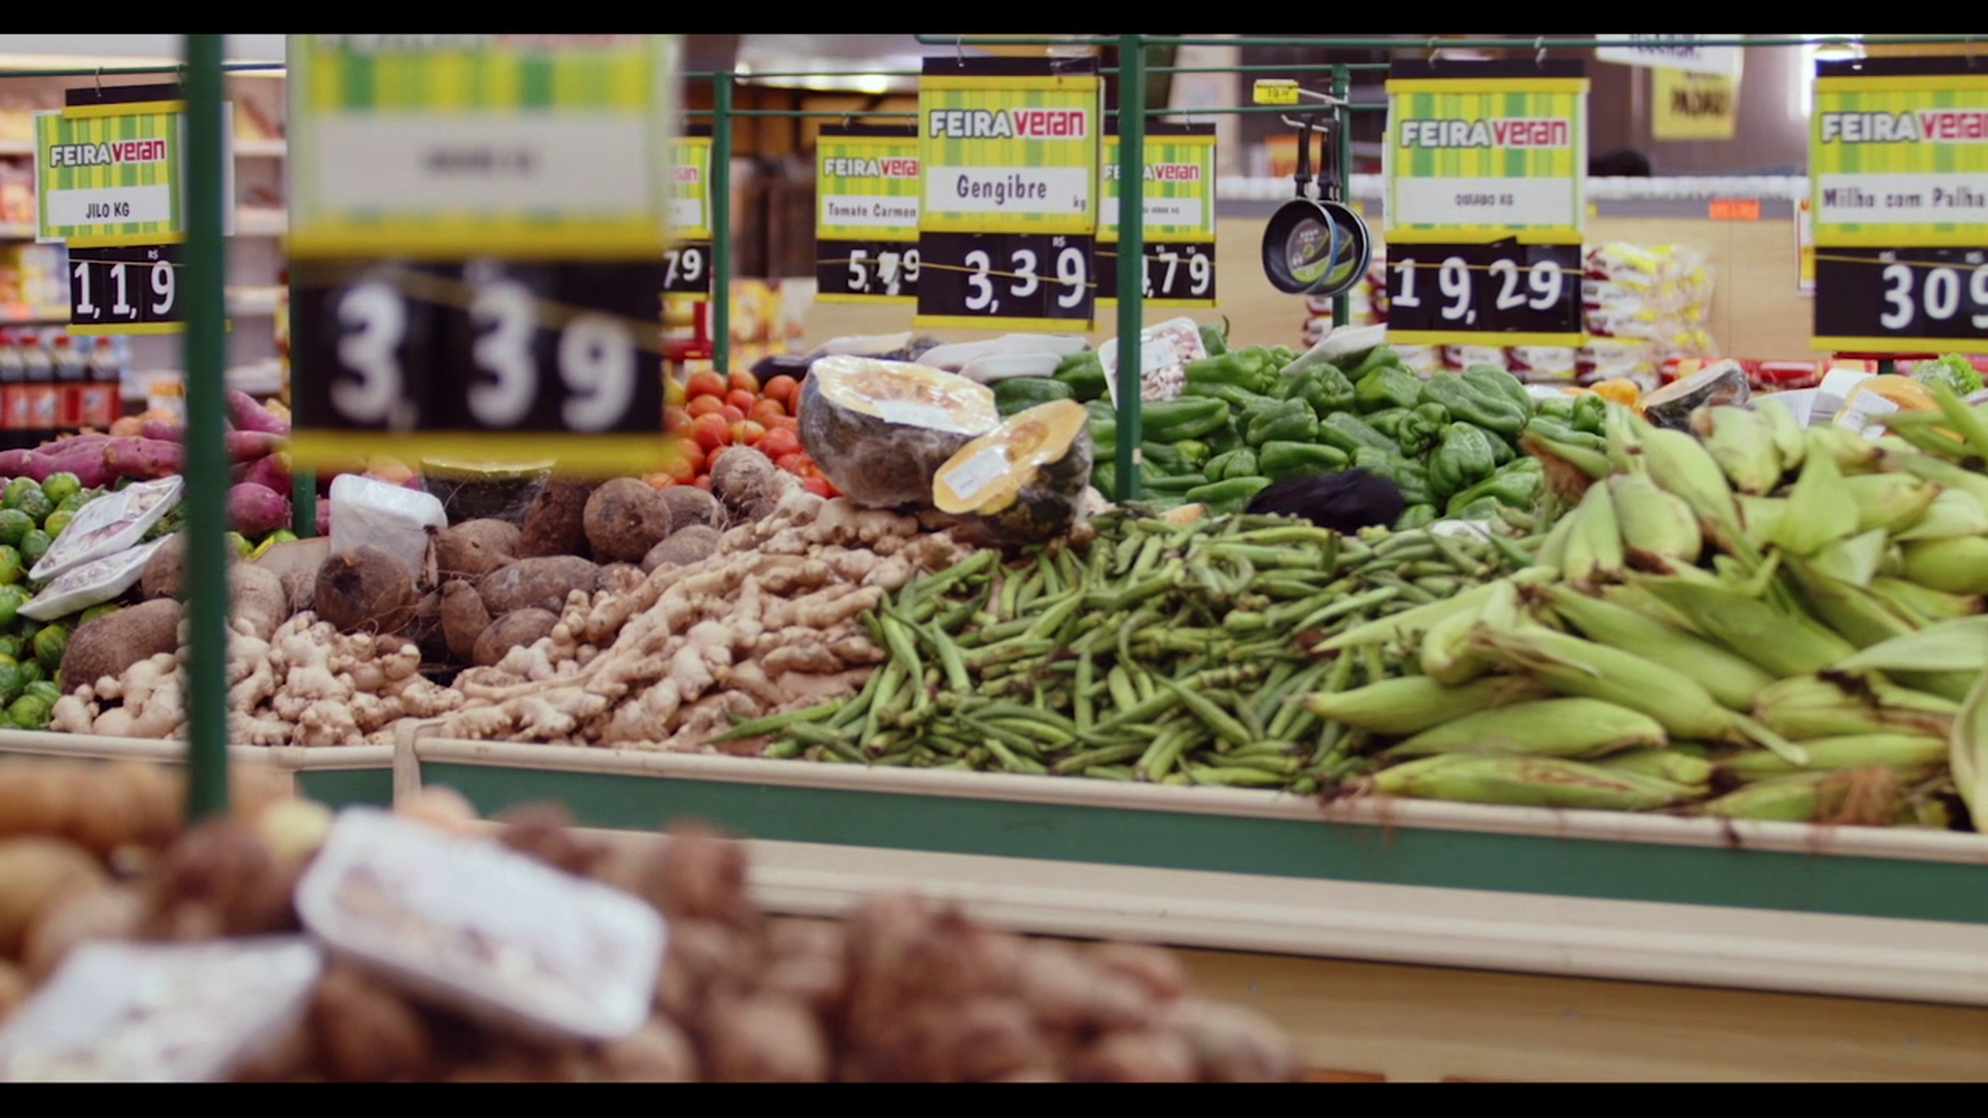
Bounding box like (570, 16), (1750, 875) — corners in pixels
(1578, 242), (1717, 391)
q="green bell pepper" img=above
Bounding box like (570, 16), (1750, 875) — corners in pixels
(1092, 463), (1117, 495)
(1276, 364), (1359, 417)
(993, 377), (1075, 416)
(1426, 422), (1501, 504)
(1367, 406), (1447, 458)
(1395, 504), (1438, 530)
(1533, 395), (1578, 423)
(1202, 417), (1244, 457)
(1143, 472), (1210, 497)
(1316, 411), (1398, 456)
(1185, 476), (1272, 513)
(1352, 446), (1432, 507)
(1258, 441), (1350, 481)
(1141, 441), (1194, 474)
(1463, 363), (1535, 417)
(1199, 318), (1229, 357)
(1245, 399), (1320, 447)
(1420, 372), (1529, 439)
(1172, 440), (1213, 470)
(1206, 448), (1261, 483)
(1526, 416), (1609, 453)
(1184, 348), (1274, 394)
(1052, 352), (1108, 402)
(1571, 392), (1609, 436)
(1140, 397), (1230, 442)
(1447, 496), (1504, 523)
(1268, 346), (1298, 371)
(1355, 365), (1425, 414)
(1184, 382), (1277, 412)
(1444, 457), (1545, 518)
(1347, 345), (1400, 382)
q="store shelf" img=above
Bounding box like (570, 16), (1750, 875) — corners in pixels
(234, 137), (286, 157)
(234, 207), (286, 237)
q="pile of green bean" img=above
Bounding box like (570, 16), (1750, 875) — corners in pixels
(721, 506), (1542, 791)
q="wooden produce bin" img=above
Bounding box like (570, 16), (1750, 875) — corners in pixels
(391, 725), (1988, 1081)
(0, 728), (394, 808)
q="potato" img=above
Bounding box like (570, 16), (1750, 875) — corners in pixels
(477, 555), (600, 616)
(584, 478), (676, 564)
(518, 478), (598, 559)
(314, 547), (418, 635)
(0, 763), (79, 840)
(1072, 1031), (1198, 1083)
(0, 836), (107, 957)
(641, 525), (722, 573)
(139, 532), (192, 600)
(21, 883), (143, 981)
(230, 562), (290, 643)
(140, 818), (299, 940)
(599, 1018), (700, 1082)
(701, 993), (830, 1082)
(62, 599), (182, 695)
(434, 518), (521, 581)
(255, 536), (333, 614)
(707, 446), (781, 520)
(473, 608), (560, 668)
(659, 486), (724, 532)
(312, 963), (435, 1082)
(440, 580), (492, 664)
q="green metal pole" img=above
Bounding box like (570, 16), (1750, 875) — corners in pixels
(711, 75), (732, 375)
(183, 35), (229, 821)
(1331, 64), (1352, 332)
(1114, 35), (1145, 504)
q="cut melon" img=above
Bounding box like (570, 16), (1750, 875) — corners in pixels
(933, 399), (1094, 545)
(797, 356), (1001, 508)
(1641, 359), (1750, 431)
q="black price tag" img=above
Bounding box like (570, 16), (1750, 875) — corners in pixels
(289, 258), (666, 468)
(661, 240), (713, 298)
(1814, 246), (1988, 350)
(1382, 240), (1584, 345)
(68, 244), (182, 334)
(914, 231), (1095, 330)
(1096, 240), (1217, 306)
(815, 239), (921, 302)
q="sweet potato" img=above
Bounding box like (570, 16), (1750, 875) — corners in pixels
(517, 478), (596, 559)
(659, 486), (724, 532)
(62, 599), (182, 692)
(102, 437), (184, 482)
(440, 580), (492, 663)
(584, 478), (674, 564)
(225, 389), (291, 436)
(0, 837), (107, 957)
(229, 482), (292, 537)
(433, 519), (520, 581)
(316, 497), (331, 536)
(315, 547), (418, 635)
(642, 525), (722, 573)
(478, 556), (600, 615)
(140, 419), (182, 442)
(225, 430), (286, 463)
(242, 452), (292, 494)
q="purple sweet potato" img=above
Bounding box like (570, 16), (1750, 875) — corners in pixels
(140, 419), (183, 442)
(224, 389), (291, 437)
(226, 430), (285, 463)
(228, 482), (292, 537)
(316, 497), (332, 536)
(242, 453), (291, 494)
(0, 449), (33, 479)
(101, 438), (184, 482)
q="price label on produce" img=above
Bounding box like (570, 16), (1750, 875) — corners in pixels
(914, 57), (1100, 330)
(1097, 122), (1217, 308)
(815, 124), (921, 304)
(666, 130), (714, 300)
(1809, 56), (1988, 352)
(1383, 60), (1587, 347)
(284, 34), (680, 473)
(34, 82), (235, 336)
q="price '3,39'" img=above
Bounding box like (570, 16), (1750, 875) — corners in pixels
(960, 244), (1088, 313)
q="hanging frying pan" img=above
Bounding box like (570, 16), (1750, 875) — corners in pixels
(1259, 115), (1371, 299)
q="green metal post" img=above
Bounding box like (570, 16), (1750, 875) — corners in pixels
(1113, 35), (1145, 503)
(183, 35), (229, 821)
(711, 75), (732, 375)
(1331, 64), (1352, 331)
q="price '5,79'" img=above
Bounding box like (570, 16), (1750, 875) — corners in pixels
(292, 259), (664, 438)
(1382, 241), (1584, 343)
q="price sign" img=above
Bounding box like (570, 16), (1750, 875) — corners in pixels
(284, 34), (681, 472)
(915, 57), (1100, 330)
(667, 131), (714, 300)
(816, 124), (921, 304)
(1810, 56), (1988, 352)
(68, 244), (182, 334)
(1382, 241), (1582, 342)
(34, 82), (235, 336)
(1384, 60), (1588, 346)
(1098, 122), (1216, 308)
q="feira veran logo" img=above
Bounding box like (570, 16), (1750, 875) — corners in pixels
(1102, 162), (1204, 182)
(821, 156), (921, 178)
(927, 107), (1089, 139)
(1819, 109), (1988, 143)
(47, 139), (168, 167)
(1396, 118), (1571, 148)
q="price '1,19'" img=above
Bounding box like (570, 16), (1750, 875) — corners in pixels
(963, 245), (1088, 313)
(331, 279), (637, 432)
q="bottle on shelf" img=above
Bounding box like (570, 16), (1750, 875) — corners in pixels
(51, 332), (85, 434)
(85, 336), (122, 432)
(0, 331), (22, 452)
(19, 329), (55, 449)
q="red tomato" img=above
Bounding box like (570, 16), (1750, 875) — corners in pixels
(764, 414), (800, 433)
(664, 405), (694, 433)
(728, 369), (759, 395)
(764, 375), (800, 409)
(690, 412), (732, 453)
(749, 398), (787, 425)
(801, 476), (832, 498)
(694, 475), (714, 492)
(758, 428), (802, 460)
(725, 388), (759, 414)
(687, 371), (728, 400)
(730, 420), (768, 446)
(718, 404), (746, 425)
(820, 477), (841, 498)
(774, 452), (809, 475)
(687, 395), (726, 418)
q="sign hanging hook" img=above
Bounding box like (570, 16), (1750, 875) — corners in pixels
(956, 37), (966, 67)
(1427, 38), (1440, 65)
(94, 66), (103, 96)
(1536, 38), (1546, 69)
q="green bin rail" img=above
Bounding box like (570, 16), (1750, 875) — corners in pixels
(7, 33), (1986, 833)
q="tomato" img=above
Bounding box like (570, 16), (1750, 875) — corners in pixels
(729, 369), (759, 395)
(764, 414), (800, 433)
(774, 452), (809, 475)
(694, 475), (714, 492)
(689, 412), (732, 453)
(664, 405), (694, 433)
(749, 398), (787, 425)
(687, 395), (726, 419)
(801, 476), (833, 498)
(687, 371), (728, 400)
(725, 388), (759, 414)
(730, 420), (768, 446)
(642, 472), (671, 489)
(758, 428), (802, 460)
(719, 404), (746, 425)
(764, 375), (800, 409)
